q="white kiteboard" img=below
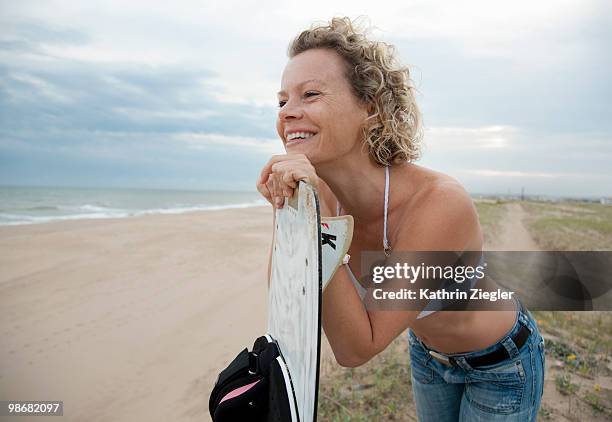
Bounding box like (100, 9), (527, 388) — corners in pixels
(268, 181), (353, 422)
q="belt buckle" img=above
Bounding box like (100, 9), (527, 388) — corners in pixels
(429, 350), (453, 366)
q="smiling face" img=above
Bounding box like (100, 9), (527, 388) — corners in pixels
(276, 48), (370, 165)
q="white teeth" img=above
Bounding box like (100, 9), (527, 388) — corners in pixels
(287, 131), (315, 141)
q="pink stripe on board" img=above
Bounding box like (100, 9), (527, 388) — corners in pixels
(219, 380), (261, 404)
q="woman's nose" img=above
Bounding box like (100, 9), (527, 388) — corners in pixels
(278, 99), (303, 121)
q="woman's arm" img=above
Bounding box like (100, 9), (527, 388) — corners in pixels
(255, 154), (482, 366)
(322, 183), (482, 367)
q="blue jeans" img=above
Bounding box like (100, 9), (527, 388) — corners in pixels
(408, 304), (545, 421)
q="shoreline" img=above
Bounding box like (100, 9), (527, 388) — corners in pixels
(0, 203), (269, 228)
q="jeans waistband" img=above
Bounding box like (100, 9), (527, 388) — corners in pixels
(411, 298), (535, 362)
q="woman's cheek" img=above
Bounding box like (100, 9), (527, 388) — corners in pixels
(275, 120), (284, 143)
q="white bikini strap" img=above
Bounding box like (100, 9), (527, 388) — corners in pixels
(383, 165), (391, 256)
(335, 165), (391, 255)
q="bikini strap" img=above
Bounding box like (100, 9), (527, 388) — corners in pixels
(383, 165), (391, 256)
(336, 165), (391, 256)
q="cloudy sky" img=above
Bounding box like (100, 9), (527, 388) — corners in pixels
(1, 0), (610, 196)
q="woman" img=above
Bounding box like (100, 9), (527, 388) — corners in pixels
(256, 17), (545, 421)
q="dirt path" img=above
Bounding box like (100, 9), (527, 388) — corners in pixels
(487, 202), (540, 251)
(484, 203), (612, 420)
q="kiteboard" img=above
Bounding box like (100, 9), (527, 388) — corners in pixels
(268, 181), (353, 422)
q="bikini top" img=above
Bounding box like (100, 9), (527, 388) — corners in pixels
(336, 165), (482, 319)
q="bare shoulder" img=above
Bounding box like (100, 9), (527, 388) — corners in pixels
(399, 163), (474, 213)
(394, 164), (482, 251)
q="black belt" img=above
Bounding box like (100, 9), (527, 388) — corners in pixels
(427, 323), (531, 368)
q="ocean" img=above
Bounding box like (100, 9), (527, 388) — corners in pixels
(0, 186), (267, 226)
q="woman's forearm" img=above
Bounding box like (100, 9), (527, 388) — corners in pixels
(321, 266), (377, 367)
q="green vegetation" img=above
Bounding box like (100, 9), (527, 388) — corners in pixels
(318, 336), (415, 421)
(522, 201), (612, 250)
(473, 200), (508, 245)
(556, 373), (579, 396)
(533, 309), (612, 419)
(514, 201), (612, 419)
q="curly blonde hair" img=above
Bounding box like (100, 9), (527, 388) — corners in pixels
(288, 17), (423, 165)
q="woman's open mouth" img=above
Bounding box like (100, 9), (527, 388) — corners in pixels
(286, 131), (317, 146)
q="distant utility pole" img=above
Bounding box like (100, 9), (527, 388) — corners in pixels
(521, 186), (525, 201)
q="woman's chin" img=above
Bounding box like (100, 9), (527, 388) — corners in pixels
(285, 143), (318, 162)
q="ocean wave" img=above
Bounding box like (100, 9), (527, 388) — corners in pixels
(22, 205), (61, 211)
(0, 211), (131, 225)
(59, 204), (116, 212)
(0, 205), (60, 212)
(0, 200), (269, 226)
(136, 199), (269, 215)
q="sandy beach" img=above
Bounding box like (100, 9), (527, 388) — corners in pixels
(3, 201), (611, 421)
(0, 206), (273, 422)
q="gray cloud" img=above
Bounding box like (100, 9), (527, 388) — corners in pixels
(1, 62), (277, 134)
(0, 18), (281, 189)
(0, 18), (91, 51)
(0, 17), (280, 160)
(394, 30), (612, 133)
(1, 4), (610, 195)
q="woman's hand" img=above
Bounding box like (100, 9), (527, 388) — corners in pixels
(256, 154), (320, 209)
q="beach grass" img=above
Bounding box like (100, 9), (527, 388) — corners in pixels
(534, 310), (612, 420)
(522, 201), (612, 250)
(473, 199), (508, 245)
(525, 201), (612, 420)
(318, 335), (415, 421)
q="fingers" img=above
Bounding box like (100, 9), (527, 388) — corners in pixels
(275, 162), (318, 192)
(269, 171), (296, 209)
(256, 172), (291, 208)
(258, 153), (308, 186)
(266, 175), (279, 207)
(258, 155), (291, 186)
(256, 176), (273, 205)
(262, 173), (284, 209)
(256, 154), (317, 209)
(272, 174), (284, 208)
(279, 170), (298, 189)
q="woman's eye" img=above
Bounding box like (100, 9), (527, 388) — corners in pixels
(278, 92), (318, 107)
